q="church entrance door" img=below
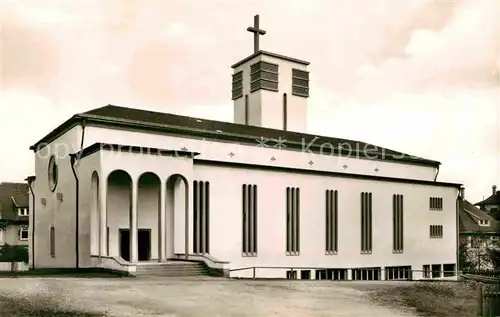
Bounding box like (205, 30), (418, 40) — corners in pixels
(138, 229), (151, 261)
(119, 229), (130, 262)
(118, 229), (151, 262)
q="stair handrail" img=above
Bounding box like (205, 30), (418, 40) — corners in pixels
(90, 255), (136, 274)
(173, 253), (229, 270)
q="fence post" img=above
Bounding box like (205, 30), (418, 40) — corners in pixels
(478, 284), (483, 317)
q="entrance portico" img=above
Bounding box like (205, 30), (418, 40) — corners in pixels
(86, 143), (198, 263)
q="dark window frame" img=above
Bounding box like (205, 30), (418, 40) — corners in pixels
(48, 156), (58, 192)
(50, 226), (55, 258)
(429, 225), (443, 238)
(325, 189), (338, 255)
(429, 197), (443, 210)
(286, 187), (300, 255)
(393, 194), (404, 253)
(361, 192), (373, 254)
(193, 181), (210, 254)
(242, 184), (258, 256)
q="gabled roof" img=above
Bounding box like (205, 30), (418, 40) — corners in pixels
(30, 105), (441, 167)
(475, 192), (500, 206)
(0, 182), (29, 221)
(459, 199), (500, 234)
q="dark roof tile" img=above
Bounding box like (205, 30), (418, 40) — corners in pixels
(460, 199), (500, 234)
(475, 192), (500, 206)
(75, 105), (441, 167)
(0, 182), (29, 220)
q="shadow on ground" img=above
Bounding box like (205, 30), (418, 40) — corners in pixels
(363, 281), (478, 317)
(1, 277), (462, 317)
(0, 294), (106, 317)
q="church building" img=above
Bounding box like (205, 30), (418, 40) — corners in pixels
(28, 15), (461, 280)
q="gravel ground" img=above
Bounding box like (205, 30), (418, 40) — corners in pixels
(0, 277), (418, 317)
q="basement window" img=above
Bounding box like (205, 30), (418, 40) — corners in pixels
(443, 264), (456, 277)
(300, 270), (311, 280)
(286, 270), (297, 280)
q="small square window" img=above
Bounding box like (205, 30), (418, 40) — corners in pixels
(300, 270), (311, 280)
(19, 226), (28, 241)
(286, 270), (297, 280)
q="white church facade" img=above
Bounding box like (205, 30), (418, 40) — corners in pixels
(27, 15), (461, 280)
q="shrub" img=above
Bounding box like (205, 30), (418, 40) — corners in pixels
(0, 244), (29, 263)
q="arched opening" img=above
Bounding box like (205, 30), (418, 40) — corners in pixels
(90, 171), (99, 256)
(107, 170), (132, 259)
(137, 172), (161, 261)
(166, 174), (189, 259)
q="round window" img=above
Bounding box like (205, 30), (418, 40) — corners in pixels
(48, 156), (58, 192)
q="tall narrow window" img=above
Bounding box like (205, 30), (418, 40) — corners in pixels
(393, 194), (404, 253)
(286, 187), (300, 255)
(283, 93), (287, 131)
(193, 181), (210, 254)
(242, 184), (258, 256)
(326, 190), (338, 254)
(361, 192), (372, 253)
(50, 226), (55, 258)
(107, 226), (110, 256)
(244, 94), (249, 125)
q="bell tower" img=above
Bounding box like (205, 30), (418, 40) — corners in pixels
(231, 14), (310, 133)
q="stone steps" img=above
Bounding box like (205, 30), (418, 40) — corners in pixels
(135, 261), (208, 277)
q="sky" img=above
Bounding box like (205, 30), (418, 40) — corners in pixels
(0, 0), (499, 203)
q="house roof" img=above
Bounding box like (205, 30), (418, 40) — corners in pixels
(475, 192), (500, 206)
(30, 105), (442, 167)
(459, 199), (500, 234)
(0, 182), (29, 221)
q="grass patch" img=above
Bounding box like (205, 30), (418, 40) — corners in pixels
(0, 293), (106, 317)
(369, 281), (478, 317)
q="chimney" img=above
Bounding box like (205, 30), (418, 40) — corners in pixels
(493, 185), (497, 195)
(460, 187), (465, 200)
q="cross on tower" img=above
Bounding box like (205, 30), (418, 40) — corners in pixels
(247, 14), (266, 53)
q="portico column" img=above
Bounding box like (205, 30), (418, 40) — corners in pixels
(159, 180), (167, 261)
(99, 180), (107, 256)
(130, 178), (138, 262)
